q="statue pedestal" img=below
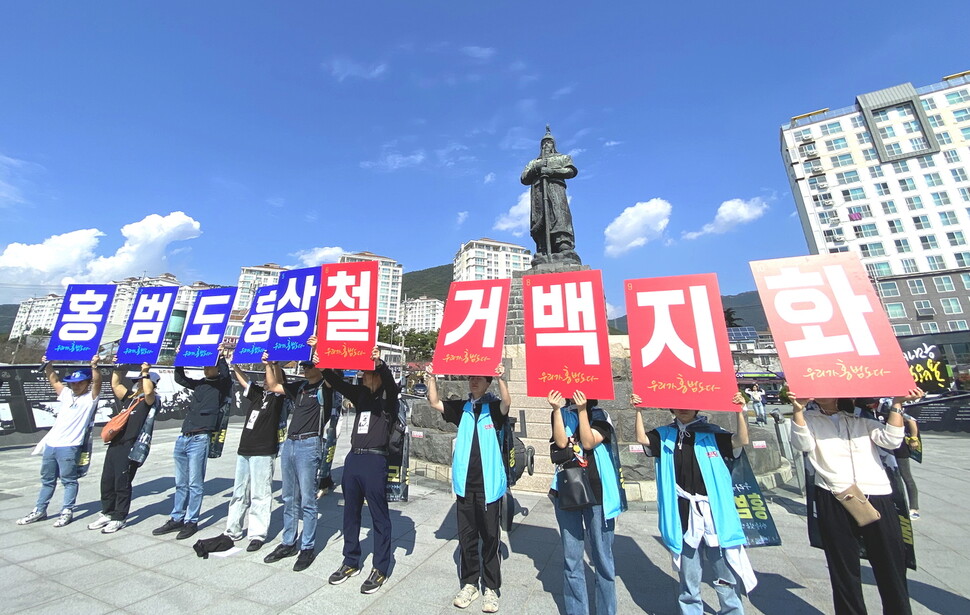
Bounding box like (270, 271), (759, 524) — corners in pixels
(504, 260), (589, 345)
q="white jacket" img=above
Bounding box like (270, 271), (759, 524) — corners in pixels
(790, 410), (904, 496)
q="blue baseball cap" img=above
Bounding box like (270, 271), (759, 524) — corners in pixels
(63, 369), (93, 383)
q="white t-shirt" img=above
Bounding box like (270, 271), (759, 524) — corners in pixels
(44, 388), (99, 447)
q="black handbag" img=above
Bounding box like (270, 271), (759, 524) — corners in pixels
(556, 464), (594, 511)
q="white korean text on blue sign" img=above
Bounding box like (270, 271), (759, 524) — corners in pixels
(234, 285), (279, 360)
(46, 284), (117, 361)
(174, 287), (238, 366)
(267, 267), (321, 361)
(116, 286), (178, 364)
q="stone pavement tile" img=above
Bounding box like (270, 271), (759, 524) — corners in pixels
(81, 531), (158, 559)
(49, 556), (140, 591)
(82, 570), (185, 609)
(160, 548), (236, 581)
(15, 593), (115, 615)
(184, 557), (277, 592)
(4, 566), (71, 614)
(1, 536), (67, 564)
(239, 567), (325, 609)
(0, 527), (47, 551)
(19, 546), (103, 575)
(285, 582), (383, 615)
(125, 583), (271, 615)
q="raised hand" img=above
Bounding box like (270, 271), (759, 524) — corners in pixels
(547, 390), (564, 410)
(893, 387), (926, 405)
(495, 364), (505, 379)
(573, 390), (587, 411)
(630, 392), (642, 407)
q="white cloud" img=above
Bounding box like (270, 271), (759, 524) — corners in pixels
(493, 190), (531, 237)
(435, 143), (474, 167)
(603, 198), (672, 257)
(567, 148), (585, 157)
(0, 153), (34, 208)
(483, 172), (496, 184)
(456, 211), (469, 226)
(603, 140), (622, 147)
(291, 246), (345, 268)
(605, 301), (623, 320)
(360, 149), (426, 172)
(682, 197), (769, 240)
(266, 197), (285, 208)
(0, 212), (201, 302)
(500, 127), (534, 151)
(551, 84), (575, 100)
(324, 57), (388, 81)
(461, 46), (496, 60)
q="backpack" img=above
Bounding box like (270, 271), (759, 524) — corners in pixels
(387, 397), (409, 456)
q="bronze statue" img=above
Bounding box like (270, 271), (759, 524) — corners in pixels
(520, 125), (580, 265)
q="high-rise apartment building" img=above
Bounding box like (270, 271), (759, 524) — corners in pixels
(10, 294), (65, 337)
(402, 296), (444, 332)
(339, 251), (403, 324)
(453, 238), (531, 282)
(106, 273), (181, 326)
(781, 71), (970, 335)
(233, 263), (288, 312)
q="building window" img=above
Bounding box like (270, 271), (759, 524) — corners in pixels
(813, 192), (834, 206)
(922, 322), (941, 334)
(901, 258), (919, 273)
(853, 223), (879, 237)
(872, 109), (890, 122)
(893, 323), (914, 335)
(940, 211), (958, 225)
(927, 255), (946, 271)
(962, 188), (970, 202)
(869, 165), (885, 178)
(932, 192), (952, 206)
(962, 273), (970, 290)
(954, 108), (970, 122)
(916, 154), (936, 168)
(887, 218), (903, 233)
(885, 302), (906, 319)
(915, 299), (934, 313)
(856, 132), (872, 145)
(829, 246), (849, 253)
(898, 178), (916, 191)
(945, 149), (961, 163)
(821, 121), (843, 135)
(843, 189), (867, 203)
(903, 120), (922, 134)
(837, 171), (860, 185)
(803, 161), (823, 174)
(882, 201), (898, 215)
(925, 172), (944, 187)
(867, 262), (892, 277)
(937, 131), (952, 144)
(847, 204), (872, 218)
(920, 235), (940, 250)
(879, 281), (900, 297)
(949, 320), (969, 331)
(957, 252), (970, 268)
(891, 160), (910, 173)
(942, 298), (963, 315)
(832, 154), (854, 167)
(912, 215), (930, 229)
(860, 242), (886, 257)
(887, 143), (903, 156)
(953, 168), (968, 182)
(946, 89), (970, 104)
(851, 115), (866, 128)
(874, 182), (890, 196)
(794, 128), (812, 141)
(878, 126), (896, 139)
(908, 279), (927, 294)
(921, 98), (937, 111)
(905, 196), (924, 210)
(911, 137), (930, 151)
(808, 176), (827, 191)
(822, 228), (844, 242)
(963, 127), (970, 141)
(826, 137), (848, 151)
(935, 276), (955, 292)
(927, 114), (944, 128)
(894, 238), (912, 252)
(948, 231), (968, 246)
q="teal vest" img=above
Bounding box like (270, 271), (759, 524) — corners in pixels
(656, 424), (745, 554)
(452, 397), (507, 504)
(550, 407), (627, 521)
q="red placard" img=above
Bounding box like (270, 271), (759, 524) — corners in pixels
(751, 253), (915, 397)
(523, 269), (614, 399)
(625, 274), (738, 412)
(315, 261), (379, 370)
(432, 279), (511, 376)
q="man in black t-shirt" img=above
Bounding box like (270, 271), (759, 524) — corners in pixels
(321, 346), (399, 595)
(220, 356), (286, 553)
(261, 351), (332, 573)
(425, 362), (511, 613)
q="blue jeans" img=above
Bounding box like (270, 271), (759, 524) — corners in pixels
(225, 454), (276, 542)
(281, 437), (321, 550)
(171, 434), (210, 523)
(751, 401), (766, 424)
(678, 542), (744, 615)
(554, 501), (616, 615)
(36, 445), (81, 514)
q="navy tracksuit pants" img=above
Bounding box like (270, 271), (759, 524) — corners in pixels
(341, 452), (392, 574)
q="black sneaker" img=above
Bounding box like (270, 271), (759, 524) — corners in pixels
(328, 564), (361, 585)
(293, 549), (316, 572)
(175, 522), (198, 540)
(263, 543), (298, 564)
(152, 519), (184, 536)
(360, 568), (387, 594)
(247, 539), (264, 552)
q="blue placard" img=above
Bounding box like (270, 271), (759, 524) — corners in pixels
(267, 266), (321, 361)
(116, 286), (178, 364)
(234, 285), (279, 361)
(46, 284), (117, 361)
(174, 287), (238, 366)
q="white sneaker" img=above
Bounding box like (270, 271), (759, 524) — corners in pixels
(454, 584), (480, 609)
(52, 510), (73, 528)
(482, 588), (499, 613)
(16, 510), (47, 525)
(101, 520), (125, 534)
(87, 514), (112, 530)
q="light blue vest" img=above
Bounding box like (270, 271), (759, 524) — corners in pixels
(452, 396), (507, 504)
(656, 424), (745, 554)
(550, 407), (626, 521)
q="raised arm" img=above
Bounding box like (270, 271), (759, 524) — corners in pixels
(548, 390), (568, 449)
(43, 356), (65, 396)
(321, 368), (357, 399)
(216, 348), (231, 380)
(261, 352), (285, 394)
(89, 354), (102, 400)
(372, 347), (399, 397)
(573, 391), (604, 450)
(788, 392), (815, 452)
(424, 363), (444, 413)
(231, 362), (251, 390)
(140, 363), (157, 407)
(871, 388), (925, 449)
(631, 393), (651, 448)
(731, 392), (749, 448)
(173, 365), (200, 389)
(495, 364), (511, 416)
(111, 356), (130, 400)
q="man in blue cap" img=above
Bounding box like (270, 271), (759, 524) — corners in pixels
(18, 354), (103, 528)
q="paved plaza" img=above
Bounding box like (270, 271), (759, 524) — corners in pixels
(1, 425), (968, 615)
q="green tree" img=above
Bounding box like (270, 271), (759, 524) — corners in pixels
(31, 327), (51, 336)
(723, 308), (744, 328)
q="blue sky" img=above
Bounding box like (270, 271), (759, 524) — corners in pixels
(2, 2), (969, 316)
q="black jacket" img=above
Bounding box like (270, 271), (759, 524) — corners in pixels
(174, 357), (232, 433)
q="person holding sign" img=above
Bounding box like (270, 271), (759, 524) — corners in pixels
(261, 352), (332, 572)
(548, 390), (626, 615)
(424, 363), (511, 613)
(152, 345), (232, 541)
(789, 389), (924, 615)
(320, 346), (398, 595)
(633, 392), (754, 615)
(18, 355), (102, 528)
(87, 361), (160, 534)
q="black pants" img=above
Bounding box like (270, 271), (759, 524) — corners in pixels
(341, 453), (391, 574)
(815, 486), (911, 615)
(101, 444), (140, 521)
(895, 457), (919, 510)
(456, 490), (502, 590)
